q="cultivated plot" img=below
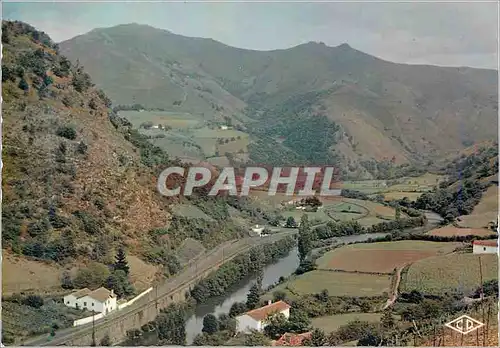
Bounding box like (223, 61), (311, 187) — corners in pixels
(426, 225), (495, 237)
(272, 270), (391, 297)
(401, 253), (498, 295)
(316, 241), (461, 273)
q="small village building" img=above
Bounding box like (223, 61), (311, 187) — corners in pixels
(472, 240), (498, 254)
(272, 332), (312, 346)
(64, 287), (117, 314)
(236, 300), (291, 333)
(251, 224), (265, 236)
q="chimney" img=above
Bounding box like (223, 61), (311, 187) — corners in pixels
(110, 289), (114, 297)
(268, 300), (272, 306)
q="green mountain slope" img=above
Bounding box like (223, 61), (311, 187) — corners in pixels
(1, 20), (259, 274)
(59, 23), (498, 174)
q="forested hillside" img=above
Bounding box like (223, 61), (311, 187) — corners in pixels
(409, 144), (498, 223)
(1, 21), (261, 271)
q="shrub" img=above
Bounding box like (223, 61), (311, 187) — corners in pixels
(77, 141), (88, 154)
(18, 77), (29, 91)
(56, 126), (77, 140)
(73, 262), (111, 289)
(23, 295), (44, 308)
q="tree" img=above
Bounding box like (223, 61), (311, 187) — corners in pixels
(263, 313), (288, 339)
(23, 295), (44, 308)
(308, 328), (327, 346)
(105, 270), (135, 298)
(156, 304), (187, 345)
(381, 309), (395, 330)
(202, 314), (219, 335)
(272, 290), (287, 302)
(229, 301), (247, 317)
(243, 330), (271, 346)
(61, 270), (73, 289)
(114, 247), (130, 275)
(56, 126), (77, 140)
(100, 334), (111, 346)
(287, 308), (311, 333)
(246, 283), (261, 310)
(297, 214), (312, 263)
(395, 206), (401, 220)
(73, 262), (110, 289)
(285, 216), (297, 228)
(18, 77), (29, 91)
(218, 313), (236, 333)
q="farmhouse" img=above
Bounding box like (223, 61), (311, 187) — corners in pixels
(272, 332), (312, 346)
(472, 240), (498, 254)
(63, 287), (117, 314)
(236, 300), (291, 333)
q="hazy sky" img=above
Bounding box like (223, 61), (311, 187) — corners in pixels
(3, 0), (499, 69)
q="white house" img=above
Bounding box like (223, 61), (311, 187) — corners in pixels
(220, 125), (229, 130)
(472, 240), (498, 254)
(236, 300), (291, 333)
(251, 224), (265, 236)
(64, 287), (117, 314)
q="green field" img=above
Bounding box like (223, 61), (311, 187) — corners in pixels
(171, 204), (215, 221)
(119, 110), (203, 129)
(268, 270), (391, 297)
(341, 173), (444, 199)
(312, 313), (385, 333)
(401, 253), (498, 295)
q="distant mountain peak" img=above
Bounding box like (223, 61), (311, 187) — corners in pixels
(337, 43), (352, 49)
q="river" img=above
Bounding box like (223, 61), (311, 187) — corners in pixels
(184, 232), (390, 344)
(184, 211), (444, 343)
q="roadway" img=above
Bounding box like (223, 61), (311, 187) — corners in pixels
(22, 229), (297, 346)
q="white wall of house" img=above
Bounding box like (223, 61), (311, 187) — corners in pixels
(281, 308), (291, 319)
(63, 294), (79, 309)
(78, 295), (105, 313)
(236, 314), (261, 333)
(66, 295), (117, 314)
(236, 308), (290, 333)
(473, 244), (498, 254)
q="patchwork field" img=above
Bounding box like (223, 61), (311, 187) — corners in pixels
(380, 191), (423, 201)
(316, 241), (460, 274)
(270, 270), (391, 297)
(426, 225), (495, 237)
(119, 110), (203, 129)
(171, 204), (215, 221)
(457, 185), (498, 229)
(312, 313), (389, 333)
(401, 253), (498, 295)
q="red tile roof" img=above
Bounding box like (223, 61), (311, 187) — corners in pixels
(273, 332), (312, 346)
(243, 300), (291, 321)
(473, 240), (498, 247)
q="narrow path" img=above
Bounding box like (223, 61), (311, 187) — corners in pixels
(382, 266), (403, 310)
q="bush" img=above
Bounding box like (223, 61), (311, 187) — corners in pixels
(23, 295), (44, 308)
(18, 77), (29, 91)
(73, 262), (111, 289)
(56, 126), (77, 140)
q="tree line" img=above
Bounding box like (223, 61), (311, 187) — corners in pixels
(190, 237), (296, 303)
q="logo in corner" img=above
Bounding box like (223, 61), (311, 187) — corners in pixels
(445, 315), (484, 335)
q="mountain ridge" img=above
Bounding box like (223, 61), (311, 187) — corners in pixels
(59, 23), (498, 177)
